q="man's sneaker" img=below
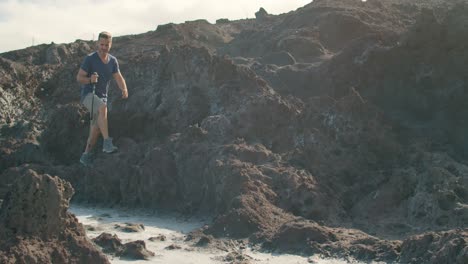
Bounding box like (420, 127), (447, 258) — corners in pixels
(103, 137), (118, 153)
(79, 152), (93, 167)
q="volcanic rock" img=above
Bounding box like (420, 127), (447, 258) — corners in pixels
(400, 229), (468, 264)
(1, 0), (467, 263)
(93, 232), (124, 254)
(255, 8), (271, 22)
(114, 222), (145, 233)
(0, 169), (108, 263)
(119, 240), (155, 260)
(149, 234), (167, 242)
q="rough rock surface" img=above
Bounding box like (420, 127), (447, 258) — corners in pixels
(92, 233), (155, 260)
(93, 232), (124, 254)
(1, 0), (468, 263)
(399, 229), (468, 264)
(119, 240), (155, 260)
(0, 169), (109, 263)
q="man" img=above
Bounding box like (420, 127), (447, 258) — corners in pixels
(77, 31), (128, 167)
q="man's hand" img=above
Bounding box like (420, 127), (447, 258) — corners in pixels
(91, 72), (99, 84)
(113, 71), (128, 99)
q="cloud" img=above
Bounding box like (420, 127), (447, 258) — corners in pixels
(0, 0), (311, 53)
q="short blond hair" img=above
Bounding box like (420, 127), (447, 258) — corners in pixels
(98, 31), (112, 40)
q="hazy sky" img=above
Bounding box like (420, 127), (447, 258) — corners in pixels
(0, 0), (311, 53)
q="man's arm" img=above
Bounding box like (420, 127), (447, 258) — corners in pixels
(77, 68), (98, 85)
(113, 71), (128, 99)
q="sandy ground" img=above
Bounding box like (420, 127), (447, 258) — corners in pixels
(70, 205), (380, 264)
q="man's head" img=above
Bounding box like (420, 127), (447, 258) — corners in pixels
(97, 31), (112, 54)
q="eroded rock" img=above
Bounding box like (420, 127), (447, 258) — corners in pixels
(119, 240), (155, 260)
(400, 229), (468, 264)
(0, 169), (109, 263)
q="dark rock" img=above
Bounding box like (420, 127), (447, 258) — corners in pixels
(223, 251), (253, 263)
(45, 44), (62, 64)
(119, 240), (155, 260)
(0, 169), (109, 263)
(165, 244), (182, 250)
(114, 222), (145, 233)
(400, 229), (468, 264)
(269, 220), (337, 253)
(200, 114), (233, 143)
(149, 235), (167, 242)
(277, 37), (325, 62)
(93, 232), (124, 254)
(259, 51), (296, 66)
(255, 8), (271, 21)
(216, 18), (230, 24)
(185, 228), (215, 247)
(196, 236), (212, 246)
(41, 103), (88, 164)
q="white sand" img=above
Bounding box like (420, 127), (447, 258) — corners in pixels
(70, 205), (377, 264)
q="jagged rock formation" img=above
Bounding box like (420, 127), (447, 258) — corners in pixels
(400, 229), (468, 264)
(93, 233), (155, 260)
(1, 0), (467, 263)
(0, 169), (108, 263)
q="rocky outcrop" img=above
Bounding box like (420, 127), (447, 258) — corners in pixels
(92, 233), (155, 260)
(120, 240), (155, 260)
(267, 220), (400, 261)
(0, 169), (108, 264)
(93, 233), (124, 254)
(255, 8), (271, 22)
(400, 229), (468, 264)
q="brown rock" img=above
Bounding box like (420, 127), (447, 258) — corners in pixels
(165, 244), (182, 250)
(400, 229), (468, 264)
(149, 234), (167, 241)
(0, 169), (109, 263)
(93, 232), (124, 254)
(119, 240), (155, 260)
(114, 222), (145, 233)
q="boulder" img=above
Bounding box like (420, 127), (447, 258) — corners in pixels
(119, 240), (155, 260)
(0, 169), (109, 264)
(93, 232), (124, 254)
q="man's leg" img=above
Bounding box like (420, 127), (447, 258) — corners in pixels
(80, 124), (100, 166)
(85, 124), (101, 153)
(96, 103), (118, 153)
(97, 104), (110, 139)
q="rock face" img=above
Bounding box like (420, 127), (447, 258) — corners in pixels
(400, 229), (468, 264)
(0, 169), (109, 263)
(1, 0), (468, 263)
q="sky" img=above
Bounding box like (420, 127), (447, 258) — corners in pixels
(0, 0), (312, 53)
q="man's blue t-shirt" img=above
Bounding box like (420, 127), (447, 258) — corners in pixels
(80, 52), (119, 102)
